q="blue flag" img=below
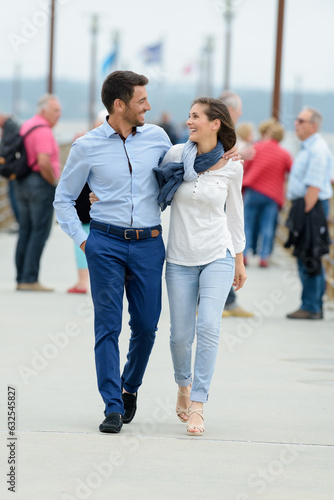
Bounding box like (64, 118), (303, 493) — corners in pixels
(141, 42), (162, 64)
(102, 49), (117, 75)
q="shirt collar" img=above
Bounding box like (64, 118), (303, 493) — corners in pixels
(35, 115), (51, 127)
(301, 132), (319, 149)
(101, 116), (144, 138)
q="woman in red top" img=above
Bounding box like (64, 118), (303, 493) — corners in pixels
(242, 119), (292, 267)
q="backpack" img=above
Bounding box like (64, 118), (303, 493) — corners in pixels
(0, 125), (47, 180)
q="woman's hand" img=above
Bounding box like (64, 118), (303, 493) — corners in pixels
(233, 253), (247, 292)
(223, 144), (243, 162)
(89, 192), (99, 206)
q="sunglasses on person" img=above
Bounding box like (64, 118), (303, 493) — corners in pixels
(295, 118), (312, 124)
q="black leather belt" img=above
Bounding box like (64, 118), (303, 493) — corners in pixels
(90, 220), (162, 240)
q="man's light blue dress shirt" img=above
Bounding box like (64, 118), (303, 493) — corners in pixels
(287, 133), (333, 201)
(54, 119), (172, 247)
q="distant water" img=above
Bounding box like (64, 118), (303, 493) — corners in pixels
(54, 120), (90, 145)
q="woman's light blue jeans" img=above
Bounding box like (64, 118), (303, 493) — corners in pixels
(166, 253), (235, 403)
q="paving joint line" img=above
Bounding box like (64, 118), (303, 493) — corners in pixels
(1, 429), (333, 448)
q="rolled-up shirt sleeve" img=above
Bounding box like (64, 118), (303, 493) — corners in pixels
(53, 141), (91, 247)
(225, 162), (246, 254)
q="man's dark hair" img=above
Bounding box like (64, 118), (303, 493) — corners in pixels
(101, 71), (149, 114)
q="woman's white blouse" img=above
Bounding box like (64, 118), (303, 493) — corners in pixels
(163, 144), (246, 266)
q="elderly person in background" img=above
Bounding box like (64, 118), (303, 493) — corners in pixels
(15, 94), (61, 292)
(286, 107), (333, 320)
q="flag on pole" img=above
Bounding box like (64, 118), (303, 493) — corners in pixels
(101, 49), (117, 75)
(102, 33), (119, 75)
(141, 42), (162, 64)
(182, 61), (196, 75)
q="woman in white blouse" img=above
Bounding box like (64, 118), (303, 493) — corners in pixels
(157, 97), (247, 436)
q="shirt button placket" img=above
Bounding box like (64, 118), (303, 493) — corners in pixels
(193, 177), (199, 195)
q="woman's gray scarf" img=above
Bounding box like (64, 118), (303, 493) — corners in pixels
(153, 140), (225, 211)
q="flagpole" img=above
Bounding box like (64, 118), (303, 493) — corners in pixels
(198, 52), (206, 98)
(141, 41), (164, 121)
(195, 53), (203, 98)
(272, 0), (285, 120)
(222, 0), (234, 91)
(158, 38), (165, 119)
(88, 13), (98, 129)
(205, 36), (214, 97)
(48, 0), (55, 93)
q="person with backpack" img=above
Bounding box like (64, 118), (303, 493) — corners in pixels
(0, 113), (20, 223)
(15, 94), (61, 292)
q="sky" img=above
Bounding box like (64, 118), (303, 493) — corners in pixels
(0, 0), (334, 93)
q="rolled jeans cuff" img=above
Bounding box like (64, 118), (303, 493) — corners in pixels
(190, 390), (208, 403)
(175, 376), (192, 387)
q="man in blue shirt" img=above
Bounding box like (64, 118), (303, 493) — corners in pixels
(286, 107), (333, 320)
(54, 71), (172, 433)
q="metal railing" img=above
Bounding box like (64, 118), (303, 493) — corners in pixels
(0, 178), (14, 229)
(323, 195), (334, 299)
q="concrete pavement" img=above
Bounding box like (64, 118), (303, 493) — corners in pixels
(0, 211), (334, 500)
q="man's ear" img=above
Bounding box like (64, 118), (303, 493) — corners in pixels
(114, 99), (125, 112)
(311, 122), (318, 134)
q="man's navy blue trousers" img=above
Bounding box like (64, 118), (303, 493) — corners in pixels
(85, 225), (165, 416)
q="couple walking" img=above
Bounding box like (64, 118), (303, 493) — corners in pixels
(54, 71), (247, 436)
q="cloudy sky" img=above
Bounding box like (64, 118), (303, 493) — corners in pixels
(1, 0), (333, 93)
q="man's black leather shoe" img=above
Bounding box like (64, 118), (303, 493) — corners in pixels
(99, 412), (123, 433)
(122, 392), (137, 424)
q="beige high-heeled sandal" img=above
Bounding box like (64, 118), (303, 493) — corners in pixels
(186, 407), (204, 436)
(176, 385), (191, 423)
